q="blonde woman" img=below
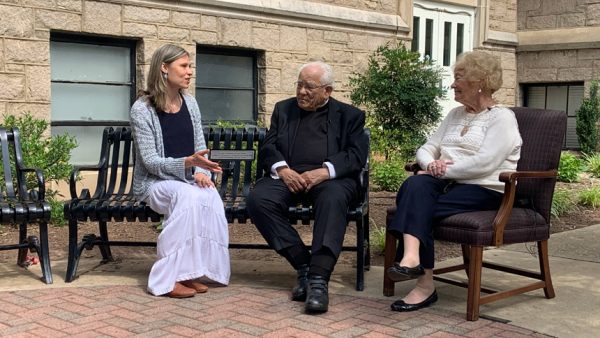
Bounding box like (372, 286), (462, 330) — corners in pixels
(130, 44), (230, 298)
(387, 51), (522, 311)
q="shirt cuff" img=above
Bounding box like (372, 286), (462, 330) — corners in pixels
(323, 162), (336, 179)
(270, 161), (289, 179)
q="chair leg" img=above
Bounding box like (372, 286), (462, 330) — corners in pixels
(538, 240), (555, 299)
(98, 220), (113, 263)
(461, 244), (470, 277)
(466, 246), (483, 321)
(38, 221), (53, 284)
(355, 216), (365, 291)
(383, 223), (397, 296)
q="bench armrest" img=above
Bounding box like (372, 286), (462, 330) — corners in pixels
(69, 162), (106, 199)
(20, 166), (45, 200)
(492, 170), (558, 246)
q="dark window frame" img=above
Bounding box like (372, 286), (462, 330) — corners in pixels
(523, 82), (584, 149)
(49, 32), (138, 127)
(195, 45), (259, 124)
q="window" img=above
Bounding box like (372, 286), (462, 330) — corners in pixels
(195, 47), (258, 123)
(413, 0), (475, 116)
(524, 83), (584, 149)
(50, 33), (136, 165)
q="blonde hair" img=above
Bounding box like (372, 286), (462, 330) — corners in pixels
(453, 51), (503, 93)
(140, 44), (189, 111)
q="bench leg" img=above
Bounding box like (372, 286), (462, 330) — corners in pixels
(355, 216), (365, 291)
(17, 219), (28, 267)
(364, 212), (371, 271)
(38, 220), (53, 284)
(98, 220), (114, 263)
(66, 218), (80, 283)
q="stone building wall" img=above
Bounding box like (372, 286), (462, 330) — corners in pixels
(0, 0), (402, 126)
(489, 0), (517, 33)
(302, 0), (398, 14)
(518, 0), (600, 30)
(517, 49), (600, 90)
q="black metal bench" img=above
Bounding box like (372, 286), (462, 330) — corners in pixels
(64, 126), (370, 290)
(0, 127), (52, 284)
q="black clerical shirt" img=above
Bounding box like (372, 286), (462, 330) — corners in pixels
(288, 104), (328, 174)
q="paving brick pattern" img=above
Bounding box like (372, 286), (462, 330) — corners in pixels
(0, 286), (555, 338)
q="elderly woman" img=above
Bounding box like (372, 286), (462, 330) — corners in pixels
(130, 44), (230, 298)
(386, 51), (522, 311)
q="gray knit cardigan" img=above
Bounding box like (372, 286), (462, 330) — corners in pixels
(130, 93), (211, 202)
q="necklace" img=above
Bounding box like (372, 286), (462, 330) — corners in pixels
(460, 99), (495, 136)
(167, 94), (182, 114)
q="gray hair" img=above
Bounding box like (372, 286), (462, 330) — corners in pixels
(299, 61), (335, 90)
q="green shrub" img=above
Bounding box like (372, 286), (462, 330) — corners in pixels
(576, 80), (600, 154)
(349, 42), (445, 162)
(371, 159), (408, 192)
(578, 186), (600, 208)
(557, 152), (586, 182)
(0, 112), (78, 226)
(584, 152), (600, 177)
(551, 189), (579, 219)
(369, 225), (388, 255)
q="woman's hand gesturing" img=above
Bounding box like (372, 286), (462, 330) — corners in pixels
(185, 149), (223, 173)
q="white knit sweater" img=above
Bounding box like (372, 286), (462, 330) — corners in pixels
(416, 104), (522, 193)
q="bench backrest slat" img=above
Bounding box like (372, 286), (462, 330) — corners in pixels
(117, 129), (133, 196)
(105, 128), (123, 198)
(0, 128), (17, 200)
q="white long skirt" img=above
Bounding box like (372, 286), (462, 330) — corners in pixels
(143, 180), (230, 296)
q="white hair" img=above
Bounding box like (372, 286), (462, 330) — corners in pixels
(298, 61), (335, 90)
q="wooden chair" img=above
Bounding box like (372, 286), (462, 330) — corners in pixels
(383, 107), (567, 321)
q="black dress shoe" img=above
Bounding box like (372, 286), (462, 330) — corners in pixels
(387, 263), (425, 282)
(391, 290), (438, 312)
(305, 275), (329, 312)
(291, 265), (309, 301)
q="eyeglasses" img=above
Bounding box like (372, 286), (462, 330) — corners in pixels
(295, 81), (328, 91)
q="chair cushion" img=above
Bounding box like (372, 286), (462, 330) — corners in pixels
(386, 205), (549, 246)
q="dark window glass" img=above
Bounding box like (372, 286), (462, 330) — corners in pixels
(425, 19), (433, 59)
(411, 16), (420, 52)
(443, 22), (451, 66)
(195, 48), (257, 122)
(456, 23), (464, 56)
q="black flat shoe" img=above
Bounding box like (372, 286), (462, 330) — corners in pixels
(387, 263), (425, 282)
(291, 265), (309, 301)
(391, 290), (438, 312)
(305, 275), (329, 312)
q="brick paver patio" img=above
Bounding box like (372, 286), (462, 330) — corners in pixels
(0, 285), (555, 338)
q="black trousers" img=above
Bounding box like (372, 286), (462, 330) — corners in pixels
(246, 177), (358, 261)
(389, 174), (503, 269)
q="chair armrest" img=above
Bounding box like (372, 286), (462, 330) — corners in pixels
(20, 167), (45, 200)
(405, 162), (422, 173)
(69, 163), (105, 199)
(492, 170), (558, 246)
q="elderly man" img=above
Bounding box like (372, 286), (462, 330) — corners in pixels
(246, 61), (368, 312)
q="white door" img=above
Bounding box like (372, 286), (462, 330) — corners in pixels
(413, 1), (475, 116)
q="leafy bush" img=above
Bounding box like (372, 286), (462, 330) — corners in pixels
(369, 225), (389, 255)
(576, 80), (600, 154)
(551, 189), (579, 219)
(578, 186), (600, 208)
(584, 152), (600, 177)
(349, 42), (445, 162)
(371, 159), (408, 192)
(0, 112), (78, 226)
(557, 152), (586, 182)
